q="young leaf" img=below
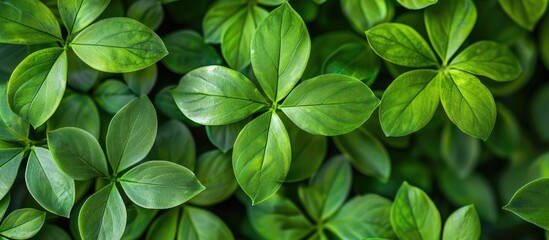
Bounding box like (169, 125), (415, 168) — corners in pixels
(298, 155), (352, 221)
(233, 112), (291, 205)
(149, 120), (195, 170)
(206, 118), (249, 153)
(0, 83), (28, 142)
(0, 194), (9, 220)
(71, 18), (168, 73)
(251, 2), (311, 102)
(366, 23), (438, 67)
(79, 184), (126, 240)
(326, 195), (395, 239)
(424, 0), (477, 64)
(47, 93), (101, 139)
(58, 0), (111, 34)
(280, 74), (379, 136)
(172, 66), (267, 125)
(106, 96), (157, 173)
(504, 177), (549, 230)
(442, 205), (481, 240)
(161, 30), (221, 74)
(498, 0), (548, 30)
(25, 147), (75, 217)
(127, 0), (163, 30)
(189, 150), (238, 206)
(120, 161), (204, 209)
(397, 0), (437, 9)
(93, 80), (136, 114)
(380, 70), (440, 136)
(440, 124), (480, 178)
(178, 206), (235, 240)
(340, 0), (390, 32)
(123, 64), (157, 96)
(0, 0), (62, 44)
(391, 182), (441, 240)
(439, 70), (496, 140)
(202, 0), (247, 43)
(48, 127), (109, 180)
(7, 48), (67, 128)
(450, 41), (522, 81)
(0, 148), (25, 200)
(0, 209), (45, 239)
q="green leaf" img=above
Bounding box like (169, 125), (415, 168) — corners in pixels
(298, 155), (352, 221)
(281, 74), (379, 136)
(121, 205), (157, 240)
(145, 208), (178, 240)
(504, 177), (549, 230)
(440, 124), (480, 178)
(78, 184), (126, 240)
(0, 82), (28, 142)
(326, 194), (395, 239)
(120, 161), (204, 209)
(251, 2), (311, 102)
(30, 224), (72, 240)
(0, 0), (62, 44)
(127, 0), (163, 30)
(0, 44), (27, 79)
(233, 112), (291, 205)
(206, 118), (249, 153)
(155, 86), (198, 126)
(379, 70), (440, 136)
(258, 0), (286, 6)
(67, 49), (99, 92)
(47, 127), (109, 180)
(340, 0), (391, 32)
(0, 208), (45, 239)
(202, 0), (247, 44)
(283, 118), (326, 182)
(0, 148), (25, 200)
(498, 0), (548, 30)
(48, 93), (100, 139)
(248, 194), (313, 240)
(450, 41), (522, 81)
(106, 96), (157, 173)
(439, 70), (496, 140)
(221, 5), (267, 70)
(532, 84), (549, 142)
(334, 127), (391, 181)
(442, 205), (481, 240)
(178, 206), (235, 240)
(189, 150), (238, 206)
(366, 23), (438, 67)
(58, 0), (111, 34)
(149, 120), (195, 170)
(7, 47), (67, 128)
(485, 102), (521, 156)
(303, 32), (361, 79)
(123, 64), (157, 96)
(93, 79), (136, 114)
(161, 30), (222, 74)
(391, 182), (441, 240)
(71, 17), (168, 73)
(25, 147), (75, 217)
(397, 0), (437, 9)
(172, 66), (267, 125)
(0, 194), (9, 220)
(424, 0), (477, 64)
(322, 43), (381, 85)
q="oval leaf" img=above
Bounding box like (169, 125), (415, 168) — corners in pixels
(340, 0), (390, 32)
(93, 80), (136, 114)
(78, 184), (126, 240)
(0, 209), (45, 239)
(442, 205), (481, 240)
(0, 0), (62, 44)
(161, 30), (222, 74)
(202, 0), (247, 43)
(48, 93), (100, 139)
(189, 150), (238, 206)
(149, 120), (195, 170)
(397, 0), (437, 9)
(504, 177), (549, 230)
(499, 0), (548, 30)
(0, 148), (25, 200)
(0, 82), (29, 142)
(59, 0), (111, 34)
(178, 206), (235, 240)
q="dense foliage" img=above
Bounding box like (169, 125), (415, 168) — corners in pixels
(0, 0), (549, 239)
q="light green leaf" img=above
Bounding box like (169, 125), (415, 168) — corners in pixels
(190, 150), (238, 206)
(79, 184), (126, 240)
(48, 93), (100, 139)
(149, 120), (195, 170)
(161, 30), (222, 74)
(499, 0), (548, 30)
(106, 96), (157, 173)
(450, 41), (522, 81)
(0, 149), (24, 200)
(391, 182), (441, 240)
(0, 0), (62, 44)
(127, 0), (163, 30)
(425, 0), (477, 64)
(504, 177), (549, 230)
(322, 43), (381, 85)
(326, 194), (395, 239)
(397, 0), (437, 9)
(0, 208), (45, 239)
(233, 112), (291, 205)
(123, 64), (157, 96)
(25, 147), (75, 217)
(71, 17), (168, 73)
(248, 194), (313, 240)
(258, 0), (286, 6)
(298, 155), (351, 221)
(281, 74), (379, 136)
(439, 70), (496, 140)
(178, 206), (235, 240)
(93, 80), (136, 114)
(145, 208), (178, 240)
(340, 0), (390, 32)
(30, 224), (72, 240)
(172, 66), (267, 125)
(442, 205), (481, 240)
(251, 2), (311, 102)
(283, 118), (326, 182)
(366, 23), (438, 67)
(58, 0), (111, 34)
(0, 82), (28, 142)
(206, 118), (249, 153)
(7, 47), (67, 128)
(120, 161), (204, 209)
(47, 127), (109, 180)
(334, 127), (391, 181)
(121, 205), (157, 240)
(222, 6), (267, 70)
(440, 124), (480, 178)
(380, 70), (440, 136)
(0, 194), (9, 220)
(202, 0), (247, 43)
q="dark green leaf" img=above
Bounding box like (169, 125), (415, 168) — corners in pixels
(78, 183), (126, 240)
(340, 0), (391, 32)
(202, 0), (247, 43)
(149, 120), (195, 170)
(67, 49), (99, 92)
(504, 177), (549, 230)
(0, 208), (45, 239)
(258, 0), (286, 6)
(0, 194), (9, 220)
(58, 0), (110, 34)
(155, 86), (198, 126)
(123, 64), (157, 96)
(122, 205), (157, 240)
(161, 30), (222, 74)
(440, 124), (480, 178)
(532, 84), (549, 142)
(93, 80), (136, 114)
(0, 82), (28, 142)
(284, 118), (326, 182)
(0, 0), (62, 44)
(498, 0), (548, 30)
(0, 148), (25, 200)
(397, 0), (437, 9)
(190, 150), (238, 206)
(442, 205), (481, 240)
(303, 32), (361, 79)
(30, 224), (71, 240)
(322, 43), (381, 85)
(48, 93), (100, 139)
(486, 103), (521, 157)
(145, 208), (178, 240)
(178, 206), (235, 240)
(127, 0), (163, 30)
(206, 118), (249, 153)
(542, 16), (549, 70)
